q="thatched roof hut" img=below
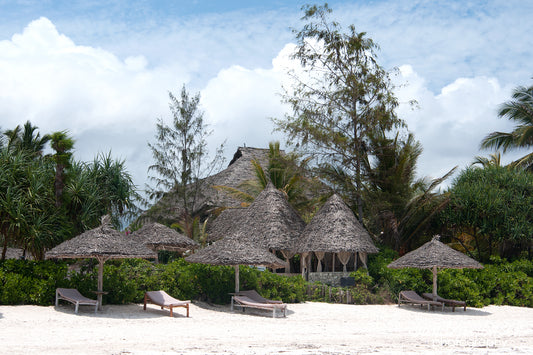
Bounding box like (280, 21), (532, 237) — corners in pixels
(388, 235), (483, 299)
(293, 194), (378, 273)
(205, 207), (248, 242)
(144, 147), (270, 224)
(131, 222), (199, 253)
(240, 183), (306, 252)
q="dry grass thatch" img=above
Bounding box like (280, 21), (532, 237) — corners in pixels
(185, 237), (285, 268)
(145, 147), (271, 223)
(46, 216), (156, 260)
(233, 183), (306, 251)
(293, 194), (379, 254)
(387, 235), (483, 270)
(131, 222), (199, 252)
(205, 207), (248, 242)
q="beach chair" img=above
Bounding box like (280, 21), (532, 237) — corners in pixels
(55, 288), (99, 314)
(398, 290), (444, 311)
(143, 290), (190, 317)
(231, 290), (287, 318)
(422, 293), (467, 312)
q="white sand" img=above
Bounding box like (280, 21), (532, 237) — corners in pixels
(1, 302), (532, 354)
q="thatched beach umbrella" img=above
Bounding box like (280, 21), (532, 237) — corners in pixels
(185, 237), (285, 293)
(293, 194), (378, 274)
(131, 222), (199, 253)
(46, 215), (156, 310)
(387, 235), (483, 300)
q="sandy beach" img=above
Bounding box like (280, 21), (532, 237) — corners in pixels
(1, 301), (532, 354)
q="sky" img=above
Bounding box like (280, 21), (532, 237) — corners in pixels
(1, 0), (532, 194)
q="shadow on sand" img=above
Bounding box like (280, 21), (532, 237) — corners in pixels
(396, 304), (491, 316)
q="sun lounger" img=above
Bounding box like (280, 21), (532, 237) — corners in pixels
(398, 290), (444, 311)
(55, 288), (98, 314)
(231, 290), (287, 318)
(422, 293), (467, 312)
(143, 291), (190, 317)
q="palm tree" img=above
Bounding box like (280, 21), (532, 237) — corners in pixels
(364, 129), (456, 251)
(480, 84), (533, 171)
(472, 152), (502, 168)
(4, 121), (50, 157)
(213, 142), (320, 216)
(50, 131), (75, 207)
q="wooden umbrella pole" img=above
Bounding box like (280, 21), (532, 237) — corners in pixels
(96, 256), (106, 311)
(235, 265), (240, 293)
(432, 265), (438, 301)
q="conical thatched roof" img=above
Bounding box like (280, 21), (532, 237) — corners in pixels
(131, 222), (199, 252)
(144, 147), (271, 223)
(185, 237), (285, 268)
(237, 183), (306, 251)
(387, 235), (483, 270)
(206, 207), (248, 242)
(46, 216), (156, 260)
(293, 194), (378, 254)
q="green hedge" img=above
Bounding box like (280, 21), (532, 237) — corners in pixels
(2, 255), (533, 307)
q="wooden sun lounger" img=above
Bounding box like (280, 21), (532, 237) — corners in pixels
(422, 293), (467, 312)
(143, 291), (190, 317)
(55, 288), (98, 314)
(398, 290), (444, 311)
(231, 290), (287, 318)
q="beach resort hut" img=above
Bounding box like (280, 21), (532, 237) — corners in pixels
(205, 207), (248, 243)
(205, 183), (306, 273)
(387, 235), (483, 300)
(185, 237), (285, 293)
(293, 194), (379, 281)
(46, 215), (156, 310)
(239, 183), (306, 272)
(131, 222), (199, 260)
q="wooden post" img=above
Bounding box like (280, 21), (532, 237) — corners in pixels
(332, 253), (336, 272)
(432, 265), (438, 300)
(96, 257), (105, 311)
(235, 265), (240, 293)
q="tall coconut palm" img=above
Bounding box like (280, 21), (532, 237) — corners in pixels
(480, 84), (533, 171)
(4, 121), (50, 157)
(50, 131), (75, 207)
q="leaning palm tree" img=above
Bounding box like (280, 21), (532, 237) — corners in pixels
(480, 84), (533, 171)
(471, 151), (502, 168)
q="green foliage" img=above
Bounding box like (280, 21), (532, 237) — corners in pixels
(0, 260), (68, 305)
(3, 256), (533, 308)
(1, 122), (140, 259)
(480, 83), (533, 171)
(274, 4), (404, 219)
(442, 166), (533, 260)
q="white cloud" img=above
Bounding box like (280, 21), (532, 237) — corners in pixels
(395, 65), (520, 182)
(0, 17), (181, 189)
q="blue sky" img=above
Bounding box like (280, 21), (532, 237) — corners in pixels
(1, 0), (532, 191)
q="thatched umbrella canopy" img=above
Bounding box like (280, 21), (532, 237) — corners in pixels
(293, 194), (378, 272)
(131, 222), (199, 253)
(46, 215), (156, 310)
(388, 235), (483, 299)
(185, 237), (285, 293)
